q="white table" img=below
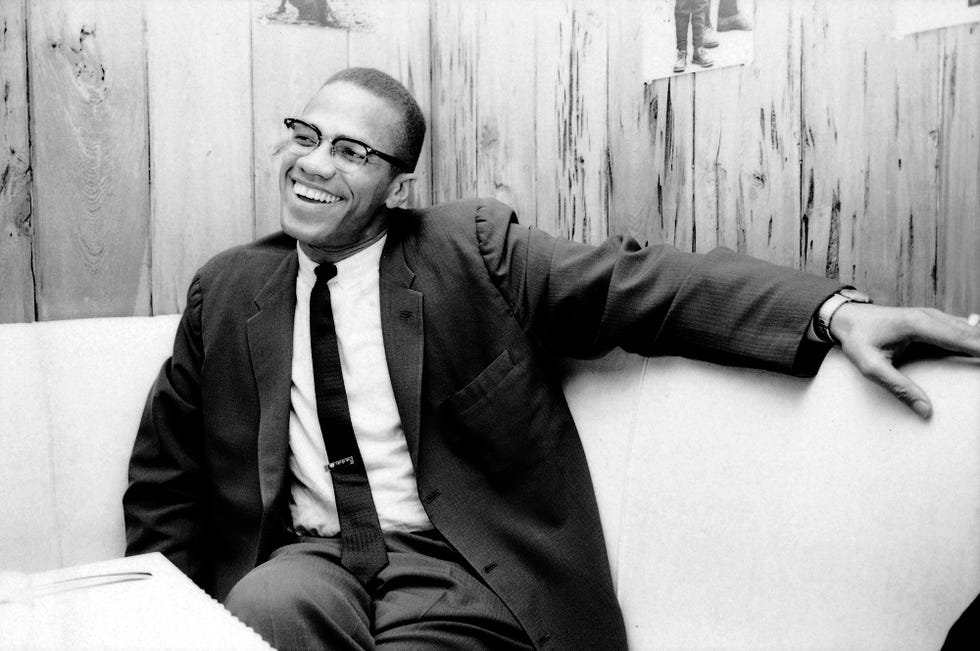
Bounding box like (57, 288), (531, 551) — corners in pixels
(0, 553), (273, 650)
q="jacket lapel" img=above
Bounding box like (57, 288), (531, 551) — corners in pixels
(379, 237), (424, 466)
(246, 250), (299, 513)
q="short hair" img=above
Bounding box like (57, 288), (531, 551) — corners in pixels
(322, 67), (426, 173)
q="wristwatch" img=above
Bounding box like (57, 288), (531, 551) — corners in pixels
(813, 288), (873, 344)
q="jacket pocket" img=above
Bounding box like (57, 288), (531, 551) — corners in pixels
(441, 349), (516, 416)
(439, 349), (557, 477)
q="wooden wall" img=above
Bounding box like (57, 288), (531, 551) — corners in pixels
(1, 0), (978, 323)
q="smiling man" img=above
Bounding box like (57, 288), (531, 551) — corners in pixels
(124, 67), (980, 650)
(279, 75), (420, 262)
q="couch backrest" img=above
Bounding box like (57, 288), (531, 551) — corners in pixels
(1, 315), (978, 650)
(0, 315), (181, 571)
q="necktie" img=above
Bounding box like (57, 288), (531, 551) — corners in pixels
(309, 263), (388, 583)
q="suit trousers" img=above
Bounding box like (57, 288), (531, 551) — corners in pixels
(224, 529), (533, 650)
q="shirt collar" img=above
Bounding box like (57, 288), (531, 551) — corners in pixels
(296, 234), (387, 289)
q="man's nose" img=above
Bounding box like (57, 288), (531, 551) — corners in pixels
(296, 144), (337, 178)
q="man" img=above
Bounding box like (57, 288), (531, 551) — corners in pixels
(124, 67), (980, 650)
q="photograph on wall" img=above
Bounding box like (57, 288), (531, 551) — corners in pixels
(894, 0), (980, 36)
(643, 0), (754, 80)
(256, 0), (376, 30)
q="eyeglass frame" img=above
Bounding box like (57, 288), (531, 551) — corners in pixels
(282, 117), (408, 172)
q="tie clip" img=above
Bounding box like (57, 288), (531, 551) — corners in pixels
(326, 456), (355, 471)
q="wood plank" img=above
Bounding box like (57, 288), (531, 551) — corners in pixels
(693, 0), (803, 265)
(858, 4), (902, 306)
(0, 0), (35, 323)
(348, 0), (433, 209)
(474, 1), (537, 224)
(609, 0), (695, 250)
(28, 0), (150, 320)
(607, 0), (657, 243)
(800, 0), (852, 284)
(691, 66), (742, 256)
(430, 0), (479, 204)
(939, 23), (980, 315)
(147, 0), (254, 314)
(894, 29), (944, 308)
(535, 0), (609, 242)
(655, 73), (695, 251)
(801, 0), (897, 300)
(251, 0), (349, 237)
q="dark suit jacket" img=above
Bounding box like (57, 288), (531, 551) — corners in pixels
(125, 198), (840, 650)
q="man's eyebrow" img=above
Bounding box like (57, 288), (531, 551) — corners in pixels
(335, 134), (380, 149)
(307, 126), (368, 145)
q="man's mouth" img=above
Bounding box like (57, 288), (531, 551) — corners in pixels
(293, 181), (343, 204)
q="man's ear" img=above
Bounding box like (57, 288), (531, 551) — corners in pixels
(384, 172), (417, 209)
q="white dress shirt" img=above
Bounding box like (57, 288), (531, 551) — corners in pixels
(288, 237), (432, 536)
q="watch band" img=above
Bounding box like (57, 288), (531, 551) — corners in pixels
(814, 289), (873, 345)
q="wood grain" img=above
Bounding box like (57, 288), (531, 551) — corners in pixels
(608, 0), (659, 244)
(251, 0), (349, 237)
(147, 0), (254, 313)
(939, 23), (980, 316)
(801, 0), (892, 293)
(430, 0), (479, 205)
(5, 0), (980, 322)
(609, 0), (698, 251)
(349, 0), (433, 209)
(651, 73), (695, 251)
(694, 0), (803, 266)
(894, 29), (944, 308)
(536, 0), (608, 242)
(474, 0), (537, 224)
(28, 0), (150, 320)
(800, 0), (851, 284)
(0, 0), (35, 323)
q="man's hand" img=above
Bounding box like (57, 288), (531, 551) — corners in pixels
(829, 304), (980, 419)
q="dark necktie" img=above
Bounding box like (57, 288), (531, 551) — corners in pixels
(310, 262), (388, 583)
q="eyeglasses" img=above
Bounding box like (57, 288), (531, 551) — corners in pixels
(283, 117), (407, 172)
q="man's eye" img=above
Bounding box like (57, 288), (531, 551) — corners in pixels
(337, 145), (367, 162)
(293, 134), (317, 147)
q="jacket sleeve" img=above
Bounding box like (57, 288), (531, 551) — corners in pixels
(475, 200), (842, 376)
(123, 273), (212, 590)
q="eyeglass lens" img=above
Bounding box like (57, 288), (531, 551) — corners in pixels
(286, 120), (371, 170)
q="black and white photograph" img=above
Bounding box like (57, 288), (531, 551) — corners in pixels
(643, 0), (755, 79)
(1, 1), (979, 649)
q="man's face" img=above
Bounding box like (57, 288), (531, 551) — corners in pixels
(279, 81), (408, 258)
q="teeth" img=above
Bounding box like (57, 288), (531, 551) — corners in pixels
(293, 181), (341, 204)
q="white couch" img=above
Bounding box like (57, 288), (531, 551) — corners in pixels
(1, 315), (978, 649)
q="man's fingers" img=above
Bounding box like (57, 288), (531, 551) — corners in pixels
(902, 308), (980, 357)
(852, 350), (932, 419)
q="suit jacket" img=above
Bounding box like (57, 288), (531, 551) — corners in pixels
(125, 198), (840, 650)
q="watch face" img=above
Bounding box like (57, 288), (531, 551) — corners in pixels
(840, 288), (873, 304)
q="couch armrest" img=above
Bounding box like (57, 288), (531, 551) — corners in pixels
(566, 349), (980, 650)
